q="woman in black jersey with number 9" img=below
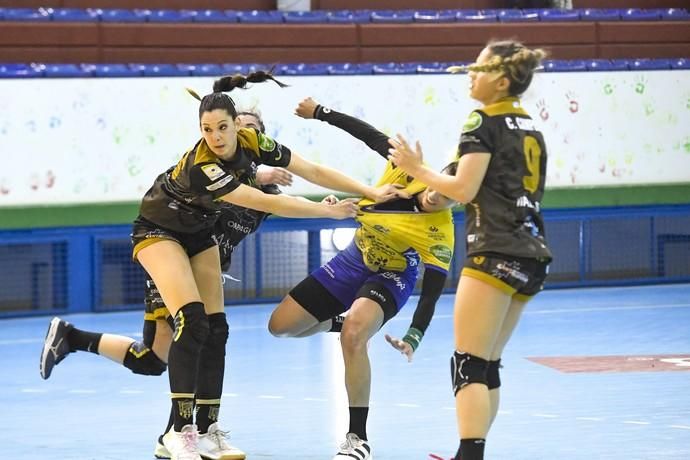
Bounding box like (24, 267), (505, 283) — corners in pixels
(388, 40), (553, 460)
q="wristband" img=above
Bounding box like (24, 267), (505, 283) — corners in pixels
(401, 327), (424, 352)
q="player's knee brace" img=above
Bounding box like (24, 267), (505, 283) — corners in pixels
(172, 302), (209, 353)
(451, 350), (489, 395)
(205, 312), (229, 355)
(487, 359), (501, 390)
(123, 341), (167, 376)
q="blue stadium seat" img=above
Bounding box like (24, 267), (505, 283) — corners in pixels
(416, 62), (455, 74)
(370, 10), (415, 23)
(586, 59), (625, 71)
(236, 10), (283, 23)
(538, 9), (580, 22)
(580, 9), (621, 21)
(458, 11), (498, 22)
(81, 64), (141, 77)
(146, 9), (195, 23)
(98, 9), (146, 23)
(609, 59), (632, 70)
(280, 63), (330, 75)
(177, 63), (224, 76)
(631, 58), (672, 70)
(129, 64), (190, 76)
(283, 11), (329, 23)
(497, 9), (539, 22)
(621, 9), (662, 21)
(543, 59), (587, 72)
(372, 62), (418, 74)
(51, 8), (98, 22)
(413, 10), (457, 23)
(222, 63), (274, 75)
(3, 8), (51, 21)
(189, 9), (237, 23)
(0, 63), (43, 78)
(326, 10), (371, 23)
(670, 58), (690, 69)
(327, 63), (373, 75)
(38, 63), (92, 77)
(661, 8), (690, 21)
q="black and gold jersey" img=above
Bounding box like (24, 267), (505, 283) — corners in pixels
(138, 128), (291, 234)
(214, 183), (279, 271)
(458, 97), (551, 260)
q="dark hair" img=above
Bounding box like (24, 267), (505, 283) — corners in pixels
(186, 70), (287, 120)
(449, 40), (546, 96)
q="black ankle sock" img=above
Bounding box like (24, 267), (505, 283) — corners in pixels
(329, 315), (345, 332)
(460, 438), (485, 460)
(348, 406), (369, 441)
(67, 328), (102, 354)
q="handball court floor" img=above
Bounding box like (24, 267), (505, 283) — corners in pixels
(2, 283), (689, 460)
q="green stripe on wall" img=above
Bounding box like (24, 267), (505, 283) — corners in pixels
(1, 183), (688, 230)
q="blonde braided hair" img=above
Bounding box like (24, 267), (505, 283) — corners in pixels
(447, 41), (547, 95)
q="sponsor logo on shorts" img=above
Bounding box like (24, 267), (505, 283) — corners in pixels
(495, 262), (529, 283)
(381, 271), (406, 291)
(430, 244), (453, 264)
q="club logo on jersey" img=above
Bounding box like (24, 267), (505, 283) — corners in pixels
(201, 163), (225, 181)
(258, 132), (276, 151)
(462, 112), (483, 133)
(430, 244), (453, 264)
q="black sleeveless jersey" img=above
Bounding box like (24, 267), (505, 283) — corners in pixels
(138, 128), (291, 234)
(458, 97), (552, 260)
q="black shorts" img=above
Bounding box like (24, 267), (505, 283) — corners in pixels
(289, 275), (399, 326)
(131, 215), (216, 261)
(462, 253), (550, 300)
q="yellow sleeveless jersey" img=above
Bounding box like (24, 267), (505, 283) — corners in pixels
(354, 161), (454, 273)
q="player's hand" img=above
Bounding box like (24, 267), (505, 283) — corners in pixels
(328, 198), (359, 219)
(369, 183), (411, 203)
(295, 97), (319, 119)
(321, 194), (339, 205)
(385, 334), (415, 363)
(256, 167), (293, 186)
(388, 134), (424, 175)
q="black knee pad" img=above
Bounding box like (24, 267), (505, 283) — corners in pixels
(451, 350), (489, 395)
(487, 359), (502, 390)
(205, 313), (229, 354)
(123, 341), (167, 376)
(172, 302), (209, 352)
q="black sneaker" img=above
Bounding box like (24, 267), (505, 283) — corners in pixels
(39, 317), (73, 379)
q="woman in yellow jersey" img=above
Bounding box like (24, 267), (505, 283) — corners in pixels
(389, 41), (553, 460)
(269, 97), (457, 460)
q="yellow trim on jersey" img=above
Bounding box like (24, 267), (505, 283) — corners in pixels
(170, 393), (195, 399)
(171, 149), (191, 180)
(132, 237), (170, 261)
(195, 398), (222, 405)
(462, 267), (516, 295)
(480, 97), (528, 117)
(144, 307), (169, 321)
(194, 139), (219, 165)
(237, 127), (260, 156)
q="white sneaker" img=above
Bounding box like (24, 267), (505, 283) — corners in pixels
(162, 424), (202, 460)
(154, 434), (171, 459)
(333, 433), (372, 460)
(197, 423), (246, 460)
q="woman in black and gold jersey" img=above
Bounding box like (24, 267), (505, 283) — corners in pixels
(127, 71), (405, 460)
(268, 97), (457, 460)
(389, 41), (553, 460)
(38, 111), (297, 459)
